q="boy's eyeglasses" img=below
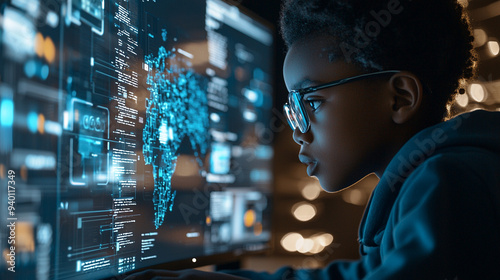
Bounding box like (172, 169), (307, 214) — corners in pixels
(283, 70), (402, 133)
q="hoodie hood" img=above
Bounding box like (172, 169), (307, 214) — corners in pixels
(359, 110), (500, 247)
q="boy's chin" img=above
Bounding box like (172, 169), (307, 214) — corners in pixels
(318, 174), (367, 193)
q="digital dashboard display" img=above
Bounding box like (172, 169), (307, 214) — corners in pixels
(0, 0), (274, 279)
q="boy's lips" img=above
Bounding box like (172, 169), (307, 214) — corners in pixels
(298, 154), (318, 176)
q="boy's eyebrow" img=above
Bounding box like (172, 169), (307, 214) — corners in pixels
(291, 79), (317, 91)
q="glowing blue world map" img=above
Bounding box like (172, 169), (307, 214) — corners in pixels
(143, 46), (209, 229)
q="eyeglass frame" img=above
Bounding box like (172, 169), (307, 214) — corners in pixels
(283, 70), (414, 133)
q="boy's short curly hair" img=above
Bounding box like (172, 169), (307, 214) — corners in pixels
(280, 0), (477, 123)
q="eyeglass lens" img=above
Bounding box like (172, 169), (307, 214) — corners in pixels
(284, 91), (309, 133)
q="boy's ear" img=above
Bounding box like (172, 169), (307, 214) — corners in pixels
(388, 72), (424, 124)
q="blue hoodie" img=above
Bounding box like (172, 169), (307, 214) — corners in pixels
(227, 110), (500, 279)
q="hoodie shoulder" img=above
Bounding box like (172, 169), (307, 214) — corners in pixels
(381, 110), (500, 187)
(362, 110), (500, 249)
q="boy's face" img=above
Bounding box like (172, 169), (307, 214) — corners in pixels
(283, 37), (395, 192)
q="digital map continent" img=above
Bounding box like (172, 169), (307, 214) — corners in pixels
(143, 46), (209, 229)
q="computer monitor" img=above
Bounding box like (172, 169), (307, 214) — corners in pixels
(0, 0), (274, 279)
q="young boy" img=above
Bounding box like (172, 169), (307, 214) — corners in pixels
(127, 0), (500, 279)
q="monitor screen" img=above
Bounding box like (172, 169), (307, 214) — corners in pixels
(0, 0), (274, 279)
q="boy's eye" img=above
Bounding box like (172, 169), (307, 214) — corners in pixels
(305, 99), (323, 111)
